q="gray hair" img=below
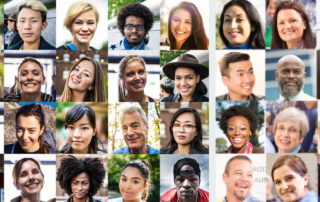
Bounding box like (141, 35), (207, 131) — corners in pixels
(272, 107), (309, 138)
(121, 106), (148, 125)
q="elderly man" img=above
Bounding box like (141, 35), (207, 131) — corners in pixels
(222, 155), (259, 202)
(161, 158), (209, 202)
(275, 55), (316, 101)
(112, 106), (159, 154)
(216, 52), (264, 101)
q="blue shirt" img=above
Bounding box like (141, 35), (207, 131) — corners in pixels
(112, 144), (159, 154)
(299, 190), (317, 202)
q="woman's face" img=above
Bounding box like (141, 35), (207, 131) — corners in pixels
(226, 116), (251, 152)
(71, 172), (90, 201)
(71, 10), (97, 45)
(273, 165), (308, 202)
(267, 0), (277, 21)
(170, 8), (192, 45)
(123, 60), (146, 94)
(119, 166), (146, 201)
(17, 160), (44, 195)
(277, 9), (306, 46)
(16, 115), (44, 152)
(174, 67), (200, 99)
(68, 60), (95, 93)
(274, 120), (303, 153)
(18, 61), (45, 95)
(222, 5), (252, 46)
(66, 114), (96, 154)
(172, 112), (197, 146)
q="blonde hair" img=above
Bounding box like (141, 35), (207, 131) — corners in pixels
(63, 1), (99, 32)
(18, 0), (48, 22)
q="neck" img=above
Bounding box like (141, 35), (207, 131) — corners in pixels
(72, 147), (89, 154)
(130, 144), (148, 154)
(175, 144), (190, 154)
(72, 40), (90, 51)
(21, 92), (42, 102)
(125, 92), (147, 102)
(123, 199), (141, 202)
(72, 196), (87, 202)
(21, 193), (40, 202)
(226, 194), (244, 202)
(175, 39), (187, 49)
(228, 92), (249, 101)
(179, 194), (197, 202)
(232, 145), (246, 153)
(286, 38), (302, 49)
(22, 39), (40, 50)
(180, 95), (192, 102)
(72, 91), (87, 102)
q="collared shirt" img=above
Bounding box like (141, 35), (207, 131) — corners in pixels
(299, 190), (317, 202)
(112, 144), (159, 154)
(162, 93), (209, 102)
(222, 195), (260, 202)
(110, 37), (151, 50)
(216, 93), (264, 101)
(278, 90), (316, 101)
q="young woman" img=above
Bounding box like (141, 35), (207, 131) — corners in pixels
(219, 0), (265, 49)
(166, 1), (208, 50)
(161, 108), (208, 154)
(4, 103), (55, 154)
(59, 57), (106, 102)
(118, 55), (158, 102)
(57, 1), (99, 51)
(59, 104), (106, 154)
(57, 156), (106, 202)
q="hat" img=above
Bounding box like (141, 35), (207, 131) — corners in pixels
(162, 54), (208, 80)
(8, 13), (17, 21)
(160, 77), (174, 88)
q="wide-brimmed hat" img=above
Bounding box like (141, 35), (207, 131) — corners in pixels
(162, 54), (208, 80)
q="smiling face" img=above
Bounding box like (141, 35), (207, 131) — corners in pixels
(17, 160), (44, 195)
(223, 159), (253, 201)
(267, 0), (277, 21)
(277, 9), (306, 48)
(175, 165), (200, 202)
(222, 60), (255, 101)
(273, 165), (308, 202)
(170, 8), (192, 48)
(172, 112), (197, 147)
(71, 10), (97, 47)
(123, 60), (146, 94)
(71, 172), (90, 201)
(18, 61), (45, 95)
(124, 15), (145, 47)
(274, 120), (303, 153)
(68, 60), (95, 93)
(223, 5), (252, 46)
(16, 115), (44, 153)
(174, 67), (200, 101)
(119, 166), (146, 201)
(66, 114), (96, 154)
(226, 116), (251, 153)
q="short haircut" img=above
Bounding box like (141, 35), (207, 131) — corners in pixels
(121, 106), (148, 125)
(18, 57), (45, 78)
(224, 155), (252, 175)
(18, 0), (48, 22)
(219, 52), (250, 76)
(277, 55), (305, 72)
(64, 1), (99, 32)
(173, 158), (200, 180)
(272, 107), (309, 139)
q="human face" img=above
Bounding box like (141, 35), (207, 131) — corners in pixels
(273, 165), (308, 202)
(274, 120), (303, 153)
(17, 8), (47, 46)
(18, 61), (45, 95)
(66, 114), (96, 154)
(172, 112), (197, 146)
(71, 10), (97, 46)
(222, 60), (255, 101)
(226, 116), (251, 153)
(275, 59), (305, 99)
(277, 9), (306, 48)
(119, 166), (147, 201)
(16, 115), (44, 152)
(124, 16), (145, 47)
(71, 172), (90, 201)
(223, 159), (253, 201)
(175, 165), (200, 202)
(171, 9), (192, 47)
(174, 67), (200, 101)
(123, 60), (146, 94)
(17, 160), (44, 195)
(223, 5), (252, 46)
(121, 111), (148, 153)
(8, 20), (15, 32)
(267, 0), (277, 21)
(68, 60), (95, 93)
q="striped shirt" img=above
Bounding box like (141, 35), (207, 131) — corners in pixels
(4, 93), (55, 102)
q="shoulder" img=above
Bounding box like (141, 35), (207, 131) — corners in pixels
(109, 40), (124, 50)
(4, 94), (20, 102)
(195, 95), (208, 102)
(41, 93), (55, 102)
(250, 94), (265, 101)
(160, 148), (170, 154)
(112, 146), (129, 154)
(161, 188), (177, 202)
(216, 94), (228, 101)
(56, 45), (69, 50)
(301, 92), (317, 101)
(11, 196), (22, 202)
(7, 41), (22, 50)
(161, 95), (175, 102)
(39, 37), (55, 50)
(5, 143), (14, 153)
(198, 188), (209, 200)
(59, 144), (71, 153)
(147, 144), (160, 154)
(252, 146), (264, 153)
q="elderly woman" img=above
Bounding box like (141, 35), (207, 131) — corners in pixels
(219, 104), (263, 153)
(271, 155), (317, 202)
(272, 107), (309, 153)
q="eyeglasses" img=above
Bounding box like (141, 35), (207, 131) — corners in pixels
(124, 24), (145, 31)
(172, 123), (196, 131)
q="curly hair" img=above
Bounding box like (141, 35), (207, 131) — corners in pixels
(117, 3), (154, 36)
(219, 104), (258, 136)
(57, 155), (105, 196)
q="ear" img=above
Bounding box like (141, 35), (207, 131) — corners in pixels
(222, 173), (227, 184)
(93, 128), (97, 136)
(88, 85), (94, 91)
(42, 21), (48, 31)
(275, 71), (279, 81)
(42, 76), (46, 85)
(222, 76), (229, 86)
(40, 126), (45, 136)
(303, 173), (309, 187)
(302, 20), (306, 30)
(196, 74), (200, 83)
(251, 26), (256, 32)
(303, 71), (306, 79)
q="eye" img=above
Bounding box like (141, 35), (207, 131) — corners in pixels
(31, 20), (38, 23)
(126, 72), (134, 77)
(275, 180), (281, 185)
(224, 18), (231, 23)
(172, 17), (181, 22)
(138, 70), (145, 75)
(240, 127), (247, 131)
(186, 76), (193, 80)
(82, 127), (89, 130)
(175, 76), (181, 81)
(227, 126), (235, 131)
(73, 181), (79, 185)
(74, 21), (82, 25)
(133, 180), (139, 184)
(173, 123), (180, 128)
(185, 20), (192, 24)
(20, 172), (27, 177)
(32, 169), (39, 174)
(67, 125), (74, 130)
(29, 130), (36, 133)
(185, 124), (194, 129)
(121, 178), (127, 182)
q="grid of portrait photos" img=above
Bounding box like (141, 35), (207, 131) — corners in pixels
(0, 0), (319, 202)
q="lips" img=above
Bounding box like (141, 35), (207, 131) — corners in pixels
(24, 83), (37, 87)
(232, 137), (244, 144)
(71, 78), (80, 84)
(26, 182), (40, 188)
(177, 135), (186, 140)
(23, 33), (33, 37)
(72, 140), (84, 145)
(229, 30), (241, 38)
(131, 80), (145, 89)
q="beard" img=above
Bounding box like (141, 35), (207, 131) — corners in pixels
(278, 79), (303, 99)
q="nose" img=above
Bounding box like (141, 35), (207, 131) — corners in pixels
(287, 71), (295, 78)
(73, 128), (81, 138)
(231, 19), (237, 28)
(281, 181), (289, 190)
(26, 73), (34, 81)
(23, 20), (31, 29)
(127, 126), (135, 135)
(81, 23), (88, 31)
(178, 125), (185, 132)
(182, 179), (191, 188)
(180, 78), (187, 85)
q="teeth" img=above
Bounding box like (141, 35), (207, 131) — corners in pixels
(72, 78), (80, 84)
(176, 31), (185, 34)
(280, 139), (289, 144)
(233, 138), (243, 143)
(26, 84), (36, 87)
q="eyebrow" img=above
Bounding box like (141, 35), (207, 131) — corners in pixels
(225, 13), (245, 17)
(76, 65), (93, 75)
(175, 120), (192, 123)
(121, 174), (141, 180)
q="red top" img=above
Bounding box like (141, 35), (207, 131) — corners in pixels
(161, 188), (209, 202)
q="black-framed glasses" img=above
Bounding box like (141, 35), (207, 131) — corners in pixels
(124, 24), (145, 31)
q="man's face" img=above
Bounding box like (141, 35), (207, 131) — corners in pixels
(124, 15), (145, 46)
(222, 60), (255, 100)
(121, 111), (148, 152)
(175, 165), (200, 202)
(223, 159), (253, 201)
(275, 59), (305, 99)
(17, 8), (47, 45)
(8, 20), (15, 31)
